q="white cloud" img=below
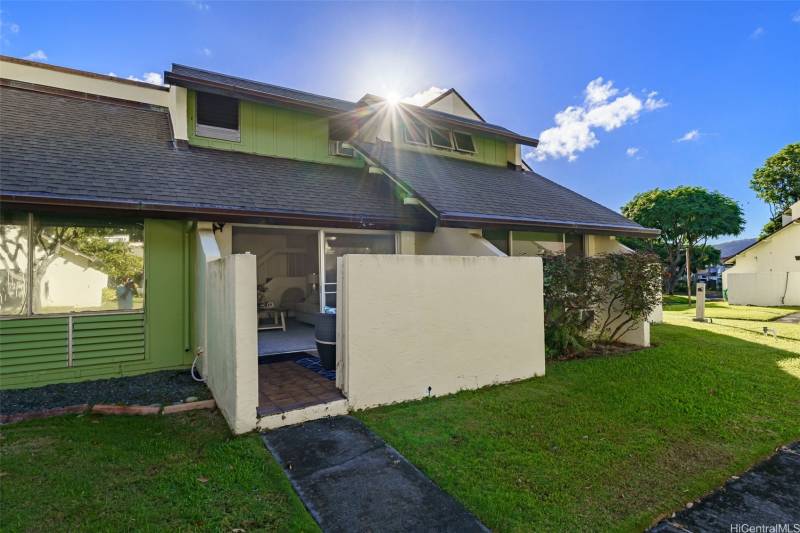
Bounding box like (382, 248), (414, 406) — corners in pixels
(584, 77), (618, 106)
(127, 72), (164, 85)
(626, 147), (640, 158)
(9, 23), (19, 33)
(108, 72), (117, 77)
(675, 129), (700, 142)
(750, 26), (765, 39)
(402, 86), (447, 106)
(201, 47), (212, 57)
(25, 49), (47, 61)
(530, 77), (667, 162)
(187, 0), (210, 10)
(792, 9), (800, 23)
(644, 91), (668, 111)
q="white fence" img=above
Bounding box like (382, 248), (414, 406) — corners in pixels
(336, 254), (545, 409)
(726, 272), (800, 306)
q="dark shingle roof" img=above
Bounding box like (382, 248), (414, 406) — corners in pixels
(352, 141), (658, 237)
(0, 85), (427, 229)
(165, 64), (538, 146)
(166, 64), (358, 113)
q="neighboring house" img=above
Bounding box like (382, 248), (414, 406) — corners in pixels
(0, 55), (658, 432)
(722, 201), (800, 306)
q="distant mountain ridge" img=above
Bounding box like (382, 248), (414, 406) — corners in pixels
(713, 238), (758, 259)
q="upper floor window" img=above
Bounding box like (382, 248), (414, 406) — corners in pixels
(403, 116), (428, 146)
(196, 92), (240, 142)
(429, 127), (454, 150)
(402, 118), (476, 155)
(453, 131), (476, 153)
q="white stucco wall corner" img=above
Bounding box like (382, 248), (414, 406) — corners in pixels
(204, 254), (259, 435)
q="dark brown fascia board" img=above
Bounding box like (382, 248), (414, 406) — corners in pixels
(423, 88), (487, 123)
(439, 213), (661, 239)
(0, 55), (169, 92)
(164, 71), (349, 117)
(0, 195), (433, 232)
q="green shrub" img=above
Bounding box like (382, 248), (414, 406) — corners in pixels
(543, 251), (661, 357)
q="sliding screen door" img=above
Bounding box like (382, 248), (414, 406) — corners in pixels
(322, 233), (395, 308)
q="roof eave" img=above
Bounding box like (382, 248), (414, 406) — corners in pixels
(439, 213), (661, 239)
(164, 71), (348, 116)
(0, 193), (434, 232)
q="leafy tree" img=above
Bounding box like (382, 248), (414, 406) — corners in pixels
(750, 142), (800, 237)
(621, 186), (744, 300)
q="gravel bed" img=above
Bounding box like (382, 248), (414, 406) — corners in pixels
(0, 370), (211, 416)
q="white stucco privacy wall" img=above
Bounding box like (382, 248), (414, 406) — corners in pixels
(337, 254), (545, 410)
(725, 272), (800, 306)
(205, 254), (258, 434)
(723, 222), (800, 306)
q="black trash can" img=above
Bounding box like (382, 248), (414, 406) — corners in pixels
(315, 313), (336, 371)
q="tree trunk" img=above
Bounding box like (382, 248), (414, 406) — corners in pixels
(685, 245), (692, 304)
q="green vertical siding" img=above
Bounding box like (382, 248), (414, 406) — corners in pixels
(0, 219), (191, 389)
(187, 90), (363, 168)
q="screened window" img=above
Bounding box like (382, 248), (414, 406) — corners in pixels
(429, 127), (454, 150)
(323, 233), (395, 307)
(196, 91), (240, 141)
(564, 234), (585, 258)
(0, 213), (144, 316)
(403, 117), (428, 145)
(453, 131), (476, 153)
(512, 231), (565, 256)
(510, 231), (586, 258)
(482, 229), (509, 255)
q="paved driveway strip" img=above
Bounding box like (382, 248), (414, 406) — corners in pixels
(650, 442), (800, 532)
(262, 416), (487, 533)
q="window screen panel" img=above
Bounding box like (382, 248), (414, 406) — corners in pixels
(429, 127), (453, 149)
(453, 131), (476, 153)
(196, 92), (239, 130)
(403, 117), (428, 145)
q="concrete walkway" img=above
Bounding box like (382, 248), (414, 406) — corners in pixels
(650, 442), (800, 532)
(774, 311), (800, 324)
(262, 416), (487, 533)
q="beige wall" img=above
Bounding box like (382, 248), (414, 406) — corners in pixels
(416, 227), (505, 256)
(205, 254), (258, 434)
(337, 254), (545, 409)
(723, 223), (799, 306)
(424, 91), (483, 121)
(0, 57), (188, 141)
(586, 235), (631, 256)
(725, 272), (800, 306)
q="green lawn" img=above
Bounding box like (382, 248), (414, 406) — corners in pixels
(0, 410), (318, 532)
(662, 296), (800, 322)
(358, 309), (800, 531)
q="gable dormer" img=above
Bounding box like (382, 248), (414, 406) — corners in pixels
(423, 88), (485, 122)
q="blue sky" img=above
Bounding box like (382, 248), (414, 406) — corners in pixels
(2, 1), (798, 239)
